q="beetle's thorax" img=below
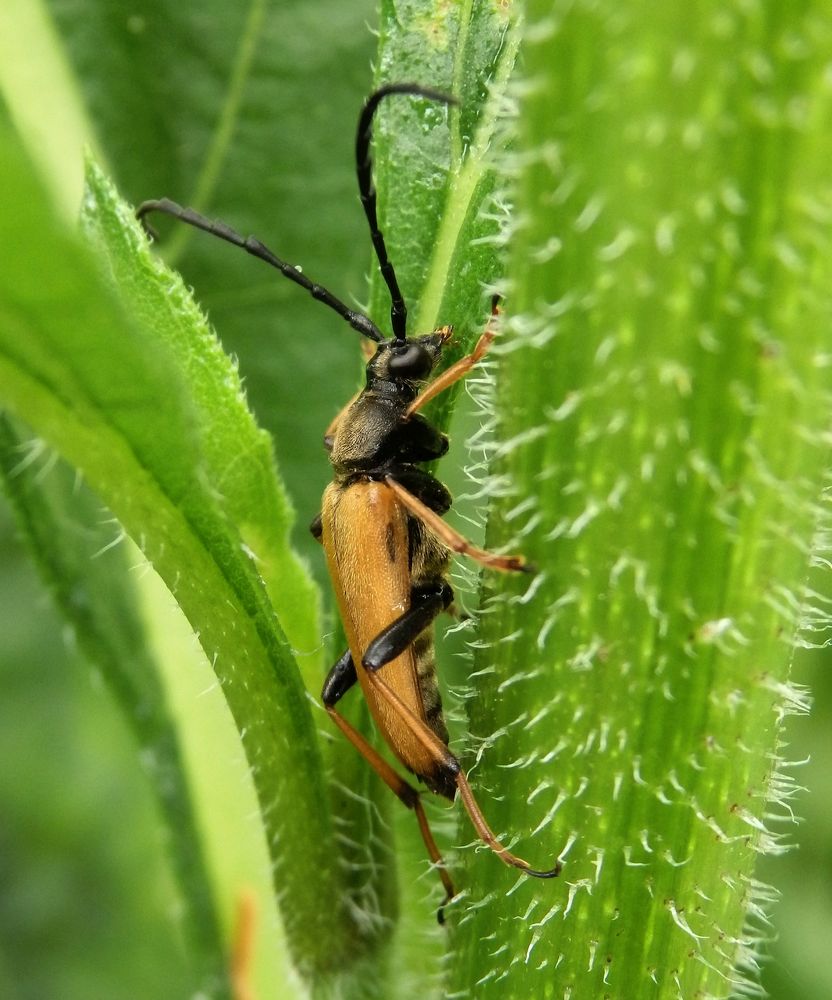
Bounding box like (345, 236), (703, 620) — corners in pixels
(328, 393), (403, 473)
(329, 329), (451, 475)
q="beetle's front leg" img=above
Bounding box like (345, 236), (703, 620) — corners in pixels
(322, 389), (361, 451)
(405, 295), (500, 418)
(321, 648), (356, 706)
(309, 512), (323, 541)
(362, 581), (453, 672)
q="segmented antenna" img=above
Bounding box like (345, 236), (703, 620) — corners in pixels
(137, 83), (455, 344)
(136, 198), (385, 342)
(355, 83), (456, 342)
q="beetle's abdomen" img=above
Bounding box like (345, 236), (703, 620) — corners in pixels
(411, 630), (448, 744)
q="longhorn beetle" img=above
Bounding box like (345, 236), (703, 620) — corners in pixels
(138, 82), (559, 916)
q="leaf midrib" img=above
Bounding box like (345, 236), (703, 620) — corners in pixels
(415, 16), (520, 335)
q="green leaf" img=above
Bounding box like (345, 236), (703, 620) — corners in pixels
(8, 0), (379, 529)
(5, 0), (830, 997)
(370, 0), (519, 365)
(79, 155), (320, 679)
(0, 123), (341, 981)
(448, 3), (832, 998)
(0, 414), (228, 997)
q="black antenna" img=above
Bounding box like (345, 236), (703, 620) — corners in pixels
(355, 83), (456, 342)
(137, 83), (455, 344)
(136, 198), (384, 342)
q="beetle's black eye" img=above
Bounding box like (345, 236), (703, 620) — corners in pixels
(388, 343), (432, 379)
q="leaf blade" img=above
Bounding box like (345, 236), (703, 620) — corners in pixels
(0, 123), (344, 980)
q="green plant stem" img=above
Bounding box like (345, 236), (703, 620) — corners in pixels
(448, 2), (832, 998)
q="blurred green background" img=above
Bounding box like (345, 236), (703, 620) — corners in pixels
(1, 2), (831, 998)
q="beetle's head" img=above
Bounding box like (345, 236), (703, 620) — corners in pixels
(366, 326), (453, 394)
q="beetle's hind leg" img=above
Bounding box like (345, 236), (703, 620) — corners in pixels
(365, 671), (561, 880)
(321, 649), (456, 919)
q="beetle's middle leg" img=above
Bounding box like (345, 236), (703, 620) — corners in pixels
(321, 649), (456, 916)
(364, 671), (561, 880)
(384, 476), (532, 573)
(322, 388), (361, 451)
(361, 581), (453, 671)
